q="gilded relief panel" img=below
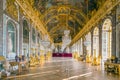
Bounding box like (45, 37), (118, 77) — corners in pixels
(5, 0), (18, 21)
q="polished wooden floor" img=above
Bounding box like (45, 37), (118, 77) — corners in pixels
(6, 58), (120, 80)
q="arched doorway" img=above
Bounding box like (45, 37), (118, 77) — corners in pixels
(7, 21), (16, 59)
(93, 27), (99, 57)
(23, 20), (29, 58)
(102, 19), (112, 61)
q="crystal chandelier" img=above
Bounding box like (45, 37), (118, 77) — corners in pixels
(41, 35), (50, 48)
(84, 33), (91, 47)
(61, 30), (71, 52)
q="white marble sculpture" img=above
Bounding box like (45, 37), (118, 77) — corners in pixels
(8, 33), (13, 53)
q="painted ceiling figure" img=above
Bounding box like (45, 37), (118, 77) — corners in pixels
(33, 0), (103, 43)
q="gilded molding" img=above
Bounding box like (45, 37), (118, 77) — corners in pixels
(70, 0), (120, 45)
(6, 0), (18, 21)
(16, 0), (53, 43)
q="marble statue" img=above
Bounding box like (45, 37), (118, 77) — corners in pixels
(8, 33), (13, 53)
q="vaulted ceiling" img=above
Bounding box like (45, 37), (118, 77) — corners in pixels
(5, 0), (117, 44)
(24, 0), (102, 43)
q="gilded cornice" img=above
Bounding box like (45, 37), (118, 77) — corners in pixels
(70, 0), (120, 45)
(16, 0), (53, 43)
(5, 0), (18, 21)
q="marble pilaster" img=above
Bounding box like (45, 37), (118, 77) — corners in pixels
(98, 24), (102, 56)
(82, 36), (86, 56)
(116, 5), (120, 58)
(0, 0), (3, 56)
(111, 9), (117, 57)
(91, 29), (93, 56)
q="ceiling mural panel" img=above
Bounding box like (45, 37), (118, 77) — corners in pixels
(7, 0), (105, 43)
(33, 0), (105, 43)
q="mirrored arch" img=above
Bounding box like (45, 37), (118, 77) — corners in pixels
(7, 20), (16, 59)
(102, 18), (112, 61)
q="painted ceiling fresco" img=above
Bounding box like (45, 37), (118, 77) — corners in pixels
(33, 0), (105, 43)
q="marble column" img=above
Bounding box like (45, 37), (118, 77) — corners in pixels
(0, 0), (3, 56)
(30, 24), (32, 54)
(91, 29), (93, 56)
(116, 23), (120, 58)
(98, 24), (102, 56)
(111, 9), (117, 57)
(15, 3), (20, 55)
(116, 5), (120, 58)
(19, 13), (23, 55)
(82, 36), (86, 56)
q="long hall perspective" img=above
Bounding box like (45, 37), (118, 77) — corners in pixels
(0, 0), (120, 80)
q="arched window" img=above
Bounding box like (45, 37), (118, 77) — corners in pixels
(7, 21), (16, 54)
(102, 19), (112, 61)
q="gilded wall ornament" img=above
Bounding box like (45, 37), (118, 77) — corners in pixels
(6, 0), (18, 21)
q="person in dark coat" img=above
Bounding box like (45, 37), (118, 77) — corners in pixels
(22, 55), (25, 61)
(15, 55), (19, 62)
(114, 57), (118, 63)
